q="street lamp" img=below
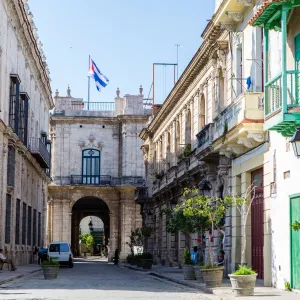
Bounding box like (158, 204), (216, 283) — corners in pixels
(199, 179), (212, 197)
(290, 128), (300, 158)
(88, 219), (94, 232)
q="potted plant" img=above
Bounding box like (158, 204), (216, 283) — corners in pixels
(227, 186), (259, 294)
(180, 188), (229, 288)
(229, 265), (257, 296)
(135, 254), (143, 268)
(182, 248), (195, 280)
(41, 258), (60, 280)
(140, 252), (153, 269)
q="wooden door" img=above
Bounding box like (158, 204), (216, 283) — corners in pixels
(290, 195), (300, 289)
(251, 168), (264, 279)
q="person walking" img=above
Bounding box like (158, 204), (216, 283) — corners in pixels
(191, 246), (200, 265)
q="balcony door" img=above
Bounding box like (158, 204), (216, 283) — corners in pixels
(82, 149), (100, 185)
(295, 34), (300, 103)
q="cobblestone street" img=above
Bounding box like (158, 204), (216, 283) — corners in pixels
(0, 260), (211, 300)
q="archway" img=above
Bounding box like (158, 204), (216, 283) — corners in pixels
(71, 197), (110, 256)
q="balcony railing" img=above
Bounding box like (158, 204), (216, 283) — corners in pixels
(70, 175), (144, 186)
(134, 187), (149, 203)
(71, 102), (115, 111)
(265, 71), (300, 117)
(28, 138), (50, 169)
(196, 123), (214, 152)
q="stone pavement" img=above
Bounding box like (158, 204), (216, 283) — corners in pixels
(0, 264), (41, 285)
(123, 263), (300, 300)
(0, 259), (211, 300)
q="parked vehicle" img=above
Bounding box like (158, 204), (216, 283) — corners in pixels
(48, 242), (73, 268)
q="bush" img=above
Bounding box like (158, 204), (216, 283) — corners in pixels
(140, 252), (153, 259)
(183, 248), (193, 265)
(127, 254), (133, 263)
(233, 265), (256, 275)
(41, 258), (60, 266)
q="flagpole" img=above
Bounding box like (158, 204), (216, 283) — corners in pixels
(88, 55), (91, 110)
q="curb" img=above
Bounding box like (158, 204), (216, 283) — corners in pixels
(0, 268), (42, 286)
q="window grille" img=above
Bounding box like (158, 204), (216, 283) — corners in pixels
(7, 146), (15, 187)
(33, 209), (37, 246)
(5, 194), (12, 244)
(19, 93), (29, 146)
(27, 206), (32, 246)
(82, 149), (100, 184)
(38, 212), (41, 246)
(22, 203), (27, 245)
(9, 76), (20, 135)
(15, 199), (21, 245)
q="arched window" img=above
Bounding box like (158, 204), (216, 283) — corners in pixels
(199, 95), (206, 130)
(82, 149), (100, 184)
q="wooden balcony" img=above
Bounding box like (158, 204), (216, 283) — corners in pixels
(265, 71), (300, 137)
(28, 138), (50, 169)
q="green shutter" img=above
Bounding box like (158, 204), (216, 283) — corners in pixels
(295, 34), (300, 63)
(290, 195), (300, 289)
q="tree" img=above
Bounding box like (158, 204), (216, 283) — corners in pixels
(291, 220), (300, 231)
(85, 235), (94, 252)
(80, 233), (90, 245)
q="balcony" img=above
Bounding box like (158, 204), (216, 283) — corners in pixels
(70, 175), (144, 186)
(28, 138), (50, 169)
(196, 123), (214, 160)
(134, 187), (149, 204)
(265, 71), (300, 136)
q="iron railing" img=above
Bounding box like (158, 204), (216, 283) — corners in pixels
(28, 138), (51, 169)
(134, 187), (149, 203)
(71, 102), (115, 111)
(265, 70), (300, 117)
(70, 175), (144, 186)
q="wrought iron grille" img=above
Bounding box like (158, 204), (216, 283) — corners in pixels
(22, 203), (27, 245)
(7, 146), (15, 187)
(8, 76), (20, 135)
(33, 209), (37, 246)
(27, 206), (32, 246)
(38, 212), (41, 247)
(5, 194), (12, 244)
(19, 93), (29, 146)
(15, 199), (21, 245)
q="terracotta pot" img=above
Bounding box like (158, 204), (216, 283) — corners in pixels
(182, 265), (196, 280)
(229, 273), (257, 296)
(42, 265), (59, 280)
(201, 267), (224, 288)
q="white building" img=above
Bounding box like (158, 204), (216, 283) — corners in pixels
(0, 0), (54, 264)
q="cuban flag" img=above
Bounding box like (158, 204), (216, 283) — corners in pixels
(88, 58), (109, 92)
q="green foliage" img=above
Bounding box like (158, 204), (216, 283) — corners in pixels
(183, 248), (193, 265)
(127, 227), (153, 255)
(139, 252), (153, 259)
(284, 281), (292, 291)
(79, 233), (90, 245)
(85, 235), (94, 251)
(41, 258), (60, 266)
(233, 265), (256, 275)
(141, 226), (153, 238)
(291, 220), (300, 231)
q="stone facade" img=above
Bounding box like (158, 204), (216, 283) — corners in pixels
(139, 0), (270, 281)
(48, 87), (151, 260)
(0, 0), (54, 264)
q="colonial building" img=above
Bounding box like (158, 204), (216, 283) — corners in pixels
(0, 0), (54, 264)
(139, 0), (270, 283)
(48, 86), (151, 260)
(250, 0), (300, 290)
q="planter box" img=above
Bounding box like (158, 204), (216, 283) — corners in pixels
(194, 266), (204, 283)
(229, 273), (257, 296)
(182, 265), (195, 280)
(201, 267), (224, 288)
(42, 265), (59, 280)
(141, 259), (153, 270)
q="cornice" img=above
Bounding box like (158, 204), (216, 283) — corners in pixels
(10, 0), (54, 109)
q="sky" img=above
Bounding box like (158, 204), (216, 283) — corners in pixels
(29, 0), (215, 105)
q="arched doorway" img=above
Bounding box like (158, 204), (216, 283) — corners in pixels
(71, 197), (110, 256)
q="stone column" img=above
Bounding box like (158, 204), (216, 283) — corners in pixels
(109, 202), (119, 261)
(62, 200), (72, 243)
(171, 120), (176, 166)
(52, 200), (64, 242)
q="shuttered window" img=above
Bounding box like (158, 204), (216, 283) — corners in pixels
(5, 195), (12, 244)
(22, 203), (27, 245)
(27, 206), (32, 246)
(15, 199), (21, 245)
(7, 146), (15, 187)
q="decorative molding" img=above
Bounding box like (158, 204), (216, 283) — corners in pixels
(226, 11), (244, 22)
(237, 0), (253, 6)
(237, 137), (258, 148)
(220, 23), (235, 32)
(226, 145), (245, 156)
(246, 131), (265, 143)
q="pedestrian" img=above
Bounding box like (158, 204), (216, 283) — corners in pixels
(0, 249), (17, 271)
(114, 249), (119, 265)
(191, 246), (200, 265)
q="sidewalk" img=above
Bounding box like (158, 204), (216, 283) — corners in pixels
(0, 264), (41, 285)
(123, 263), (300, 300)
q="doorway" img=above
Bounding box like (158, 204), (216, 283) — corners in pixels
(251, 168), (264, 279)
